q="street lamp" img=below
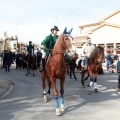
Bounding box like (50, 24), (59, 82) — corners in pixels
(55, 17), (58, 25)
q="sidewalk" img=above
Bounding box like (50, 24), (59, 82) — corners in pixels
(0, 62), (15, 99)
(0, 77), (14, 99)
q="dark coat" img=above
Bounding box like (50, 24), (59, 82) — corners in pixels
(4, 52), (12, 62)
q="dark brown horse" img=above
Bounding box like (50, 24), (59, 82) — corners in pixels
(78, 46), (104, 92)
(26, 52), (36, 76)
(66, 53), (78, 80)
(41, 27), (74, 116)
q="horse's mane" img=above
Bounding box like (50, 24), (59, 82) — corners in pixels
(53, 34), (63, 50)
(90, 46), (104, 60)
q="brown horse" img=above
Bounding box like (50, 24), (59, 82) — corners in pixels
(66, 53), (78, 80)
(41, 27), (74, 116)
(26, 52), (36, 76)
(78, 46), (104, 92)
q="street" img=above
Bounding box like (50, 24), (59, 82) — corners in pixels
(0, 64), (120, 120)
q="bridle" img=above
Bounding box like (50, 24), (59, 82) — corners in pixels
(51, 34), (74, 56)
(96, 49), (104, 63)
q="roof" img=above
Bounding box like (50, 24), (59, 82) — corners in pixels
(86, 22), (120, 33)
(78, 22), (102, 28)
(78, 9), (120, 29)
(99, 9), (120, 22)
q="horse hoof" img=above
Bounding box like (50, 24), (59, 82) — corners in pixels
(56, 109), (61, 116)
(82, 84), (85, 87)
(26, 74), (28, 76)
(60, 104), (65, 112)
(87, 84), (90, 87)
(44, 96), (48, 103)
(95, 89), (98, 93)
(47, 94), (50, 100)
(44, 99), (48, 103)
(33, 74), (35, 76)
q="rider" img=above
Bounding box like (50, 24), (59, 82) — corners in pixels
(81, 37), (95, 70)
(39, 25), (59, 72)
(27, 41), (34, 56)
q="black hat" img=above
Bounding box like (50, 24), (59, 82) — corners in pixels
(51, 26), (59, 31)
(29, 41), (32, 43)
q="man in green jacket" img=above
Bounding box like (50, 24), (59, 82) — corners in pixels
(39, 26), (59, 72)
(27, 41), (34, 55)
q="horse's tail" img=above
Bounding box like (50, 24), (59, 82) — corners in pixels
(78, 60), (82, 70)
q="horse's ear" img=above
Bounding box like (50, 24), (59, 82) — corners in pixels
(67, 28), (73, 34)
(63, 27), (67, 34)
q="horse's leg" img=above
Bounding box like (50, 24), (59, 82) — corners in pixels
(70, 69), (72, 79)
(87, 71), (94, 87)
(50, 76), (61, 116)
(81, 71), (86, 86)
(41, 71), (48, 102)
(60, 77), (65, 112)
(32, 64), (35, 76)
(94, 73), (99, 93)
(26, 62), (29, 76)
(73, 68), (77, 80)
(47, 76), (51, 99)
(84, 74), (89, 81)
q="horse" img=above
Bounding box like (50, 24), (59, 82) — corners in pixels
(41, 27), (74, 116)
(26, 49), (36, 76)
(22, 53), (27, 69)
(78, 46), (104, 93)
(65, 53), (78, 80)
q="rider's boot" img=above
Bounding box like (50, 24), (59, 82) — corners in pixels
(39, 58), (46, 72)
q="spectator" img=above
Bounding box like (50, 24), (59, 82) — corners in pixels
(114, 54), (118, 61)
(105, 53), (111, 71)
(4, 50), (12, 72)
(109, 55), (120, 90)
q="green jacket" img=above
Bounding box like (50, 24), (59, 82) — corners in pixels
(27, 45), (34, 54)
(41, 34), (59, 55)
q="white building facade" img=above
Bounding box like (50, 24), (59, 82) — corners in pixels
(74, 9), (120, 55)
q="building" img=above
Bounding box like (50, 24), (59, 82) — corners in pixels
(74, 9), (120, 55)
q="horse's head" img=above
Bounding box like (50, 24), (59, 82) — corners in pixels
(62, 27), (75, 53)
(96, 46), (104, 63)
(53, 27), (75, 55)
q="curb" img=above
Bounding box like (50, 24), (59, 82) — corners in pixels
(0, 79), (14, 100)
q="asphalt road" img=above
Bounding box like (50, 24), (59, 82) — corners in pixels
(0, 64), (120, 120)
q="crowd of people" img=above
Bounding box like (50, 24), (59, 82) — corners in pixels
(0, 49), (42, 72)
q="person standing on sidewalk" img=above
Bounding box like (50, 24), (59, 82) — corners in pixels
(109, 55), (120, 89)
(105, 52), (111, 71)
(4, 50), (12, 72)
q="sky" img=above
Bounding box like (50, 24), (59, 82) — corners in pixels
(0, 0), (120, 44)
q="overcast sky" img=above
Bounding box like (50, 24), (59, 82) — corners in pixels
(0, 0), (120, 44)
